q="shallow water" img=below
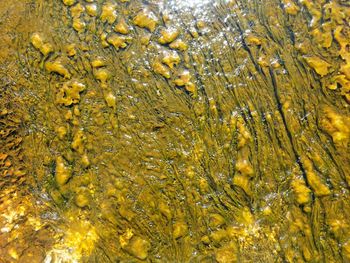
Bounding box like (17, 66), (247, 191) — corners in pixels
(0, 0), (350, 262)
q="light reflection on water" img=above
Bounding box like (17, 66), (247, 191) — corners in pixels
(167, 0), (215, 10)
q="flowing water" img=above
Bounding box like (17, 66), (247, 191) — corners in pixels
(0, 0), (350, 262)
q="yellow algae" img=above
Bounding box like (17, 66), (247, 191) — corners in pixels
(45, 59), (71, 79)
(185, 82), (196, 94)
(240, 207), (254, 225)
(30, 33), (53, 56)
(291, 178), (311, 204)
(310, 27), (333, 49)
(295, 41), (310, 55)
(343, 241), (350, 260)
(257, 56), (269, 67)
(62, 0), (75, 6)
(159, 202), (172, 220)
(174, 70), (191, 86)
(49, 219), (98, 261)
(3, 0), (350, 262)
(119, 205), (136, 221)
(119, 229), (134, 248)
(210, 229), (228, 243)
(56, 81), (86, 106)
(72, 18), (86, 32)
(209, 213), (226, 228)
(282, 0), (299, 15)
(173, 221), (188, 239)
(81, 154), (90, 168)
(70, 3), (84, 18)
(91, 57), (106, 68)
(271, 59), (281, 69)
(107, 34), (129, 50)
(73, 106), (80, 116)
(233, 175), (251, 195)
(100, 2), (117, 24)
(328, 219), (348, 239)
(340, 64), (350, 80)
(123, 236), (151, 260)
(169, 38), (188, 51)
(303, 158), (331, 197)
(158, 27), (179, 44)
(330, 75), (348, 91)
(140, 33), (151, 46)
(302, 246), (312, 262)
(56, 126), (67, 140)
(93, 68), (111, 83)
(334, 26), (349, 55)
(133, 10), (158, 32)
(162, 51), (180, 69)
(100, 32), (110, 47)
(319, 107), (350, 148)
(334, 26), (350, 68)
(201, 235), (210, 244)
(153, 61), (171, 78)
(65, 109), (73, 120)
(196, 20), (206, 30)
(189, 27), (199, 38)
(8, 248), (19, 260)
(75, 192), (90, 208)
(215, 242), (237, 263)
(39, 43), (53, 57)
(65, 44), (76, 57)
(71, 130), (85, 155)
(304, 56), (331, 77)
(245, 35), (262, 46)
(323, 2), (345, 25)
(86, 4), (97, 17)
(104, 92), (117, 109)
(114, 18), (129, 35)
(237, 119), (251, 149)
(344, 91), (350, 104)
(300, 0), (321, 27)
(55, 156), (71, 186)
(235, 159), (254, 177)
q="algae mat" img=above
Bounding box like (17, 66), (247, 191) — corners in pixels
(0, 0), (350, 262)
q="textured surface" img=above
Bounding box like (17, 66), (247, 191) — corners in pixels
(0, 0), (350, 262)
